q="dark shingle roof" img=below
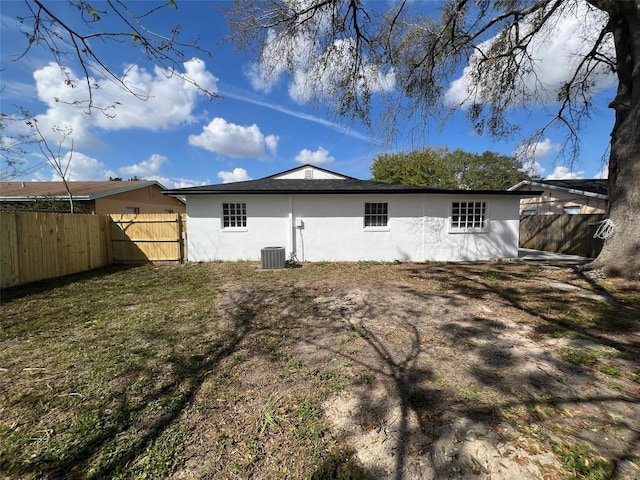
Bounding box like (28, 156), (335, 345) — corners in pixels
(0, 181), (166, 200)
(163, 177), (529, 196)
(509, 179), (608, 198)
(541, 179), (608, 196)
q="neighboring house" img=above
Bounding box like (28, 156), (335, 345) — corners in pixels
(163, 164), (538, 263)
(508, 179), (608, 215)
(0, 180), (186, 214)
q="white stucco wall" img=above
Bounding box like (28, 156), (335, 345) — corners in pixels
(185, 193), (520, 262)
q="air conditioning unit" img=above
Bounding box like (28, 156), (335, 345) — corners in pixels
(261, 246), (286, 269)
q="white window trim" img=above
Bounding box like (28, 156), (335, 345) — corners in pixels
(364, 226), (391, 232)
(563, 205), (582, 215)
(449, 200), (489, 234)
(221, 202), (248, 231)
(364, 202), (390, 231)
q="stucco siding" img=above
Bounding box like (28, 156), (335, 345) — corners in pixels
(187, 195), (289, 261)
(185, 193), (520, 262)
(516, 185), (606, 215)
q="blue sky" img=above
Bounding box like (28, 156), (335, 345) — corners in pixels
(1, 0), (614, 188)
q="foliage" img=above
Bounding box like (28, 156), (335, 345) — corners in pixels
(371, 147), (537, 189)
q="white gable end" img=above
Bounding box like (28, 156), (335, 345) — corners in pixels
(273, 166), (346, 180)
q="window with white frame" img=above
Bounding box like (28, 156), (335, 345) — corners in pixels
(222, 202), (247, 228)
(563, 205), (581, 215)
(450, 201), (487, 232)
(364, 202), (388, 227)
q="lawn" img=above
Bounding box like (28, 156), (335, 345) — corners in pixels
(1, 261), (639, 479)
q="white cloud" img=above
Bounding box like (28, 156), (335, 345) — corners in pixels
(248, 24), (395, 104)
(47, 151), (115, 181)
(445, 0), (615, 107)
(593, 165), (608, 179)
(188, 118), (279, 158)
(146, 175), (210, 189)
(287, 39), (396, 104)
(546, 165), (584, 180)
(514, 138), (562, 176)
(31, 58), (218, 149)
(119, 154), (167, 177)
(217, 168), (251, 183)
(294, 146), (334, 165)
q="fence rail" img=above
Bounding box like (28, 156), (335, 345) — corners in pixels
(1, 212), (186, 289)
(109, 213), (186, 263)
(519, 213), (606, 258)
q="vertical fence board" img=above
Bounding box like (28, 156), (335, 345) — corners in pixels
(0, 212), (20, 289)
(0, 212), (112, 288)
(1, 212), (186, 289)
(519, 214), (605, 258)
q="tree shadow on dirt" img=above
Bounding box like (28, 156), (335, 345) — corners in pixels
(302, 263), (639, 479)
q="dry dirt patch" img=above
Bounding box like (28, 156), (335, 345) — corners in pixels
(1, 261), (638, 480)
(174, 261), (639, 479)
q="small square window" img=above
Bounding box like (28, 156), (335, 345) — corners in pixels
(125, 206), (140, 214)
(222, 202), (247, 228)
(522, 209), (537, 216)
(450, 201), (487, 232)
(364, 203), (388, 227)
(563, 205), (581, 215)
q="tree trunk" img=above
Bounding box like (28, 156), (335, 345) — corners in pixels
(588, 1), (640, 277)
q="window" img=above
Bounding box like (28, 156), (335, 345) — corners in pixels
(522, 209), (537, 216)
(223, 202), (247, 228)
(563, 205), (581, 215)
(450, 201), (487, 232)
(364, 202), (388, 227)
(164, 209), (174, 214)
(125, 206), (140, 214)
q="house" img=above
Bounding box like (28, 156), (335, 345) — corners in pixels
(0, 180), (186, 214)
(163, 165), (538, 263)
(508, 179), (608, 215)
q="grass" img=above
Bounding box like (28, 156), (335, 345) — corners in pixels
(558, 347), (599, 366)
(553, 442), (614, 480)
(2, 260), (639, 479)
(0, 263), (353, 479)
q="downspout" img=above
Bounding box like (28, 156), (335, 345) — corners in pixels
(288, 195), (295, 259)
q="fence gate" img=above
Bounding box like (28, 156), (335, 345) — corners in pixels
(519, 213), (605, 258)
(109, 213), (186, 263)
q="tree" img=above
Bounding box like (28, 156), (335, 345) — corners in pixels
(371, 147), (537, 190)
(0, 109), (44, 180)
(30, 119), (76, 213)
(14, 0), (216, 113)
(2, 1), (216, 181)
(227, 0), (640, 277)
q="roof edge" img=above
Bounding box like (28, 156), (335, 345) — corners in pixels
(508, 180), (608, 199)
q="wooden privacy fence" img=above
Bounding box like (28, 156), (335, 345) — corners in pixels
(1, 212), (186, 289)
(109, 213), (186, 263)
(1, 211), (112, 289)
(519, 213), (606, 258)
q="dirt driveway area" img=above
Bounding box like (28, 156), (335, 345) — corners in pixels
(1, 260), (639, 479)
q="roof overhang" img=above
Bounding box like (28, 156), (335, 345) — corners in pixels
(508, 180), (608, 199)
